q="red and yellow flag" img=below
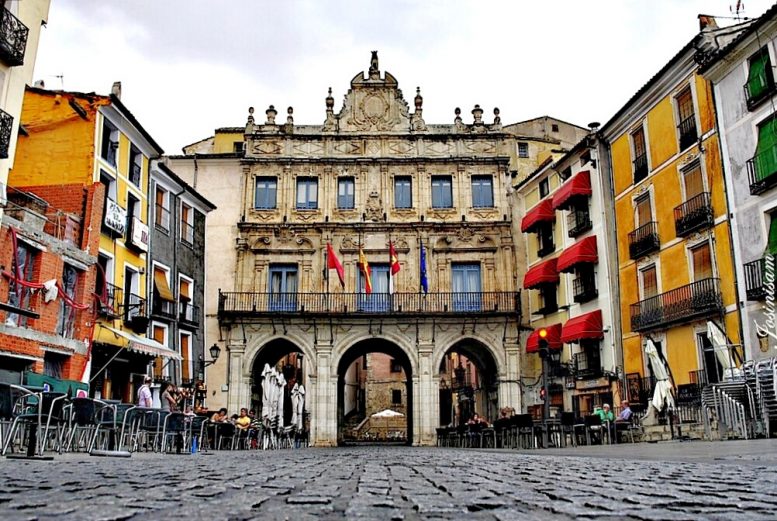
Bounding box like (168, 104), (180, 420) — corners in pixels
(389, 241), (400, 275)
(358, 246), (372, 294)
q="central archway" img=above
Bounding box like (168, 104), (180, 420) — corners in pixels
(249, 338), (307, 430)
(336, 338), (413, 446)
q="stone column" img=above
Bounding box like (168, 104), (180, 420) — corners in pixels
(313, 342), (336, 447)
(227, 342), (246, 414)
(417, 342), (437, 446)
(502, 340), (522, 412)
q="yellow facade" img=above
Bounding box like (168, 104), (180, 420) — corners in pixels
(607, 64), (740, 387)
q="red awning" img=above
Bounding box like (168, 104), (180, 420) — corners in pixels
(557, 235), (598, 273)
(552, 170), (592, 210)
(526, 323), (563, 353)
(560, 310), (604, 343)
(523, 258), (559, 289)
(520, 199), (555, 233)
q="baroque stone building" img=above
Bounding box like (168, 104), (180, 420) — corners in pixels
(168, 52), (586, 446)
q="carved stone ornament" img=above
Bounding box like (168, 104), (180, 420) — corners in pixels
(457, 226), (475, 242)
(275, 225), (295, 242)
(341, 236), (357, 250)
(365, 192), (383, 222)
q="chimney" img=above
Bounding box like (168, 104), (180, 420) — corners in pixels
(698, 14), (718, 31)
(33, 79), (45, 89)
(111, 81), (122, 99)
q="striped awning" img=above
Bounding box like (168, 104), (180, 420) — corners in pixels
(102, 326), (182, 360)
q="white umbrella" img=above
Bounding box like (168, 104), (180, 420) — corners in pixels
(707, 321), (739, 380)
(645, 339), (675, 412)
(371, 409), (404, 440)
(261, 364), (273, 419)
(296, 384), (305, 431)
(276, 372), (286, 429)
(267, 368), (279, 421)
(290, 383), (300, 430)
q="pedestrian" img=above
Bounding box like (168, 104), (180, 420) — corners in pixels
(137, 376), (153, 408)
(160, 382), (178, 412)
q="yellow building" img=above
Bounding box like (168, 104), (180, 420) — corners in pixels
(600, 30), (742, 407)
(10, 84), (175, 402)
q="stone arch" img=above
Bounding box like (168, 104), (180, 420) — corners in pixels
(242, 332), (315, 379)
(332, 331), (419, 378)
(432, 334), (506, 376)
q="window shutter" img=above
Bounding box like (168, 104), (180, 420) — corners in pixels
(756, 118), (777, 182)
(767, 215), (777, 255)
(747, 50), (770, 101)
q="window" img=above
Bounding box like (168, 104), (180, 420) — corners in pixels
(431, 176), (453, 208)
(390, 359), (402, 373)
(577, 340), (602, 378)
(57, 264), (79, 338)
(676, 87), (697, 151)
(181, 202), (194, 245)
(551, 124), (559, 133)
(269, 264), (298, 311)
(125, 193), (140, 248)
(6, 242), (37, 327)
(537, 222), (555, 257)
(640, 265), (658, 299)
(233, 141), (245, 154)
(690, 242), (713, 281)
(394, 176), (412, 208)
(392, 389), (402, 405)
(179, 276), (194, 323)
(682, 162), (704, 201)
(746, 47), (774, 109)
(539, 284), (557, 314)
(100, 170), (124, 236)
(152, 323), (169, 379)
(180, 332), (192, 381)
(767, 213), (777, 256)
(43, 352), (65, 379)
(101, 120), (119, 167)
(567, 199), (591, 238)
(559, 167), (572, 181)
(539, 178), (549, 198)
(580, 150), (591, 166)
(338, 177), (355, 209)
(129, 146), (142, 187)
(155, 185), (170, 231)
(452, 263), (481, 311)
(153, 265), (175, 317)
(296, 177), (318, 209)
(123, 267), (142, 323)
(471, 175), (493, 208)
(753, 116), (777, 185)
(573, 264), (597, 303)
(255, 177), (277, 210)
(632, 127), (648, 183)
(518, 142), (529, 158)
(635, 194), (652, 227)
(358, 264), (390, 311)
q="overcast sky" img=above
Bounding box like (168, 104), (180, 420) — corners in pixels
(32, 0), (775, 154)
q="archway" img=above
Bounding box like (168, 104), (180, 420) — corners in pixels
(438, 339), (499, 427)
(336, 338), (413, 446)
(249, 338), (307, 429)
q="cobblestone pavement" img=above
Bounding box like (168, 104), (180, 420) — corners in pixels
(1, 440), (777, 520)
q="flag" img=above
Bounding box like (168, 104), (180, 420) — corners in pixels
(326, 243), (345, 288)
(388, 241), (400, 294)
(358, 246), (372, 294)
(420, 242), (429, 294)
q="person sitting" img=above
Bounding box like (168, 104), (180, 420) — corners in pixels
(210, 407), (228, 423)
(617, 400), (633, 422)
(596, 403), (615, 423)
(235, 408), (251, 431)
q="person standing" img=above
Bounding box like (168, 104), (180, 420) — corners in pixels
(137, 376), (153, 408)
(160, 382), (178, 412)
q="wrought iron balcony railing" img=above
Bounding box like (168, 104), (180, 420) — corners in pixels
(97, 283), (122, 319)
(744, 257), (770, 301)
(628, 221), (660, 259)
(566, 208), (592, 238)
(674, 192), (713, 237)
(152, 294), (176, 319)
(678, 114), (698, 151)
(123, 293), (147, 323)
(633, 153), (648, 184)
(0, 107), (12, 159)
(218, 291), (521, 318)
(0, 7), (28, 67)
(744, 65), (776, 111)
(573, 351), (602, 380)
(748, 143), (777, 195)
(572, 277), (598, 304)
(630, 277), (723, 332)
(179, 301), (200, 326)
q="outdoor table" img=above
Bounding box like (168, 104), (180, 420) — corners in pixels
(540, 419), (561, 448)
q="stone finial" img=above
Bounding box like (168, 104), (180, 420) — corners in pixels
(415, 87), (423, 111)
(493, 107), (501, 126)
(247, 106), (255, 125)
(266, 105), (277, 125)
(287, 106), (294, 125)
(369, 50), (380, 79)
(472, 104), (484, 125)
(454, 107), (462, 123)
(326, 87), (334, 110)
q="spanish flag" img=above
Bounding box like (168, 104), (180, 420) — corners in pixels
(388, 241), (400, 294)
(358, 246), (372, 294)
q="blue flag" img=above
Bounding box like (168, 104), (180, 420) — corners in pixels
(420, 243), (429, 294)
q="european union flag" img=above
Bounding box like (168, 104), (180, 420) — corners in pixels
(420, 243), (429, 294)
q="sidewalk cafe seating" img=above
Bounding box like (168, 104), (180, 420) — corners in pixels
(2, 391), (67, 456)
(577, 415), (604, 445)
(92, 403), (134, 451)
(161, 412), (187, 453)
(559, 412), (576, 447)
(63, 397), (114, 452)
(0, 383), (38, 454)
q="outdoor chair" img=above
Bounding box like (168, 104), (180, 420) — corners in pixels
(64, 397), (113, 452)
(136, 409), (167, 452)
(187, 415), (207, 452)
(435, 427), (447, 447)
(93, 403), (135, 452)
(2, 391), (67, 456)
(161, 412), (187, 453)
(515, 414), (537, 449)
(467, 423), (483, 447)
(492, 418), (510, 448)
(0, 383), (37, 454)
(559, 412), (576, 447)
(583, 415), (604, 445)
(455, 423), (467, 447)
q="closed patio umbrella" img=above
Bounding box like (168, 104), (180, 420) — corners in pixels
(276, 372), (286, 429)
(645, 339), (675, 413)
(290, 383), (300, 430)
(707, 321), (739, 380)
(261, 364), (273, 419)
(296, 384), (305, 431)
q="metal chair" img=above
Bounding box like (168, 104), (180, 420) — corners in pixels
(64, 397), (112, 452)
(161, 412), (187, 453)
(583, 415), (603, 445)
(0, 383), (37, 454)
(2, 391), (68, 456)
(515, 414), (536, 449)
(559, 412), (576, 447)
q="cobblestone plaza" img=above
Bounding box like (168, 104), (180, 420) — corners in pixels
(2, 441), (776, 520)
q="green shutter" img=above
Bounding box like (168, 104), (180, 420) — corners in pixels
(747, 51), (770, 101)
(756, 118), (777, 182)
(768, 216), (777, 255)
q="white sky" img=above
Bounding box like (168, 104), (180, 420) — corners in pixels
(33, 0), (776, 154)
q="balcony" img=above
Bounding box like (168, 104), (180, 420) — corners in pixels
(747, 143), (777, 195)
(744, 67), (776, 111)
(123, 293), (148, 333)
(218, 291), (521, 318)
(566, 208), (592, 238)
(0, 107), (12, 159)
(678, 115), (698, 151)
(633, 154), (648, 184)
(572, 277), (598, 304)
(674, 192), (713, 237)
(179, 302), (200, 326)
(573, 351), (602, 380)
(97, 283), (122, 319)
(0, 7), (28, 67)
(628, 221), (660, 259)
(630, 277), (723, 332)
(151, 295), (176, 319)
(744, 257), (770, 301)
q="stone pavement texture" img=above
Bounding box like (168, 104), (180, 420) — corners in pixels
(1, 440), (776, 520)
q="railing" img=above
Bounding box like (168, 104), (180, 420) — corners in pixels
(744, 258), (768, 301)
(181, 219), (194, 245)
(572, 277), (597, 303)
(152, 295), (176, 319)
(747, 143), (777, 195)
(218, 291), (521, 317)
(97, 283), (122, 318)
(0, 7), (28, 67)
(630, 277), (723, 332)
(0, 107), (12, 159)
(678, 114), (698, 151)
(573, 351), (602, 379)
(628, 221), (660, 259)
(179, 301), (200, 326)
(537, 242), (555, 258)
(689, 369), (708, 387)
(744, 65), (776, 111)
(123, 293), (147, 323)
(566, 208), (592, 238)
(633, 153), (648, 184)
(674, 192), (713, 237)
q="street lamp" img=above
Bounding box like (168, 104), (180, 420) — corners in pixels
(199, 343), (221, 378)
(537, 328), (550, 422)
